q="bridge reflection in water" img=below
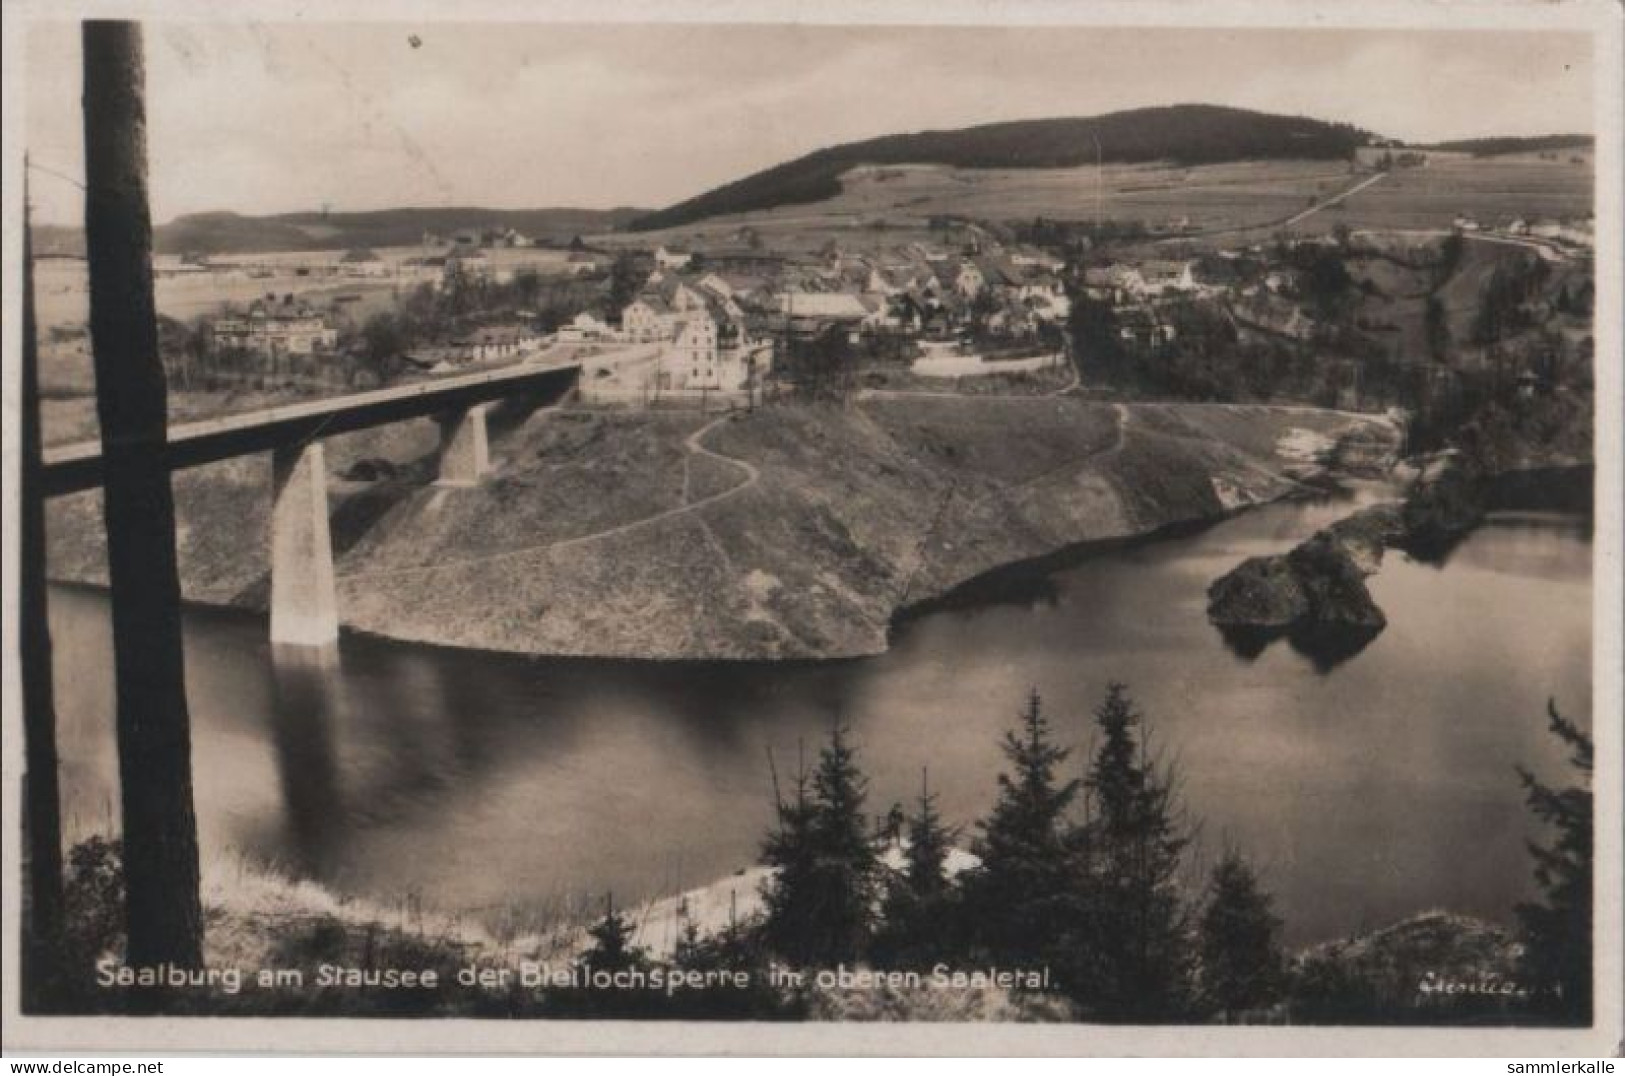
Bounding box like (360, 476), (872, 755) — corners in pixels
(267, 644), (348, 877)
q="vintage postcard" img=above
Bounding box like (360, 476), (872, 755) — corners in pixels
(2, 0), (1620, 1057)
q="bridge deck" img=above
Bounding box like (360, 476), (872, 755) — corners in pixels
(41, 359), (581, 496)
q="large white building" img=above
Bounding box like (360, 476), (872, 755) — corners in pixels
(212, 303), (337, 357)
(625, 274), (757, 391)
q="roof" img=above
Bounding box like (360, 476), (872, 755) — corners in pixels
(1140, 259), (1192, 278)
(717, 272), (767, 293)
(1192, 256), (1240, 285)
(240, 300), (324, 321)
(648, 275), (696, 306)
(973, 256), (1022, 287)
(629, 294), (673, 314)
(777, 292), (870, 319)
(463, 325), (534, 345)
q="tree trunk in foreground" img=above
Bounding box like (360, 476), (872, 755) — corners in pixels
(82, 19), (204, 972)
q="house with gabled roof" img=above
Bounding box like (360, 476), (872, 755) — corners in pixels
(622, 294), (674, 342)
(453, 324), (543, 364)
(1137, 259), (1198, 295)
(340, 247), (389, 277)
(654, 244), (693, 271)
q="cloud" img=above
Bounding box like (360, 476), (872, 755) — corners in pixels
(24, 22), (1593, 224)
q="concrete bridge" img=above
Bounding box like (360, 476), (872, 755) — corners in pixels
(42, 359), (581, 647)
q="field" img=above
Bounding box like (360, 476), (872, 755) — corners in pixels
(601, 153), (1592, 252)
(1297, 153), (1594, 234)
(604, 159), (1360, 252)
(32, 245), (584, 341)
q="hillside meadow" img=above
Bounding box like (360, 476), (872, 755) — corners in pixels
(603, 152), (1592, 251)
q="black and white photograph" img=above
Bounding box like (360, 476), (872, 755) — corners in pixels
(2, 0), (1620, 1056)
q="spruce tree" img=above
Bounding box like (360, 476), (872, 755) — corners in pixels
(875, 769), (959, 967)
(1196, 850), (1285, 1021)
(581, 894), (648, 975)
(1078, 682), (1192, 1021)
(672, 913), (706, 971)
(759, 724), (879, 966)
(901, 772), (954, 903)
(1515, 700), (1593, 1024)
(760, 755), (819, 962)
(963, 690), (1082, 968)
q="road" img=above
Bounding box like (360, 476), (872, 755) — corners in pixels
(1281, 171), (1389, 228)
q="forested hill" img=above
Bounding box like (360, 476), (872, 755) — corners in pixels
(32, 205), (649, 258)
(629, 104), (1374, 231)
(1419, 133), (1593, 157)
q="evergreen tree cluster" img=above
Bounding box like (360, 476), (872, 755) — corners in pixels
(747, 685), (1288, 1023)
(563, 691), (1587, 1027)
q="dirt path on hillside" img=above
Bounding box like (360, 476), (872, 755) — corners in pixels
(336, 413), (759, 583)
(1282, 171), (1388, 227)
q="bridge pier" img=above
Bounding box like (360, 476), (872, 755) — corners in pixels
(270, 442), (339, 647)
(436, 403), (493, 486)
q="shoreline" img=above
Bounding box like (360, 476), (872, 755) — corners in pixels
(44, 398), (1406, 662)
(45, 464), (1353, 667)
(46, 469), (1590, 670)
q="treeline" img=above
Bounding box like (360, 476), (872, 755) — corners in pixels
(1419, 134), (1592, 158)
(354, 268), (606, 373)
(1066, 235), (1595, 452)
(1012, 217), (1152, 249)
(632, 105), (1371, 231)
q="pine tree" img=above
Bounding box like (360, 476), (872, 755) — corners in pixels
(874, 769), (959, 967)
(581, 894), (648, 975)
(1078, 682), (1192, 1021)
(759, 724), (880, 966)
(672, 913), (706, 970)
(759, 754), (819, 962)
(962, 690), (1082, 968)
(901, 772), (954, 903)
(1196, 850), (1285, 1021)
(1515, 700), (1592, 1024)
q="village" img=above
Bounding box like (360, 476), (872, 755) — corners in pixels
(110, 194), (1586, 423)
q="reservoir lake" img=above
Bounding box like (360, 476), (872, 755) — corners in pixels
(48, 487), (1592, 945)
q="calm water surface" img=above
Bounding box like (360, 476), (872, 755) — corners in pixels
(49, 490), (1592, 944)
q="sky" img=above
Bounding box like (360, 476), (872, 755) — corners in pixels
(23, 21), (1595, 224)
